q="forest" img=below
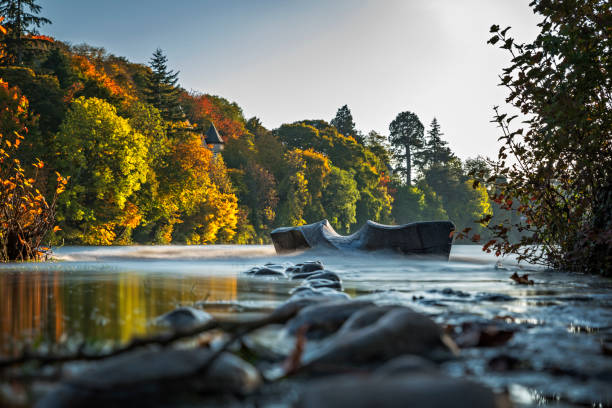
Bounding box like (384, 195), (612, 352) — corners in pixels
(0, 2), (498, 250)
(0, 0), (608, 275)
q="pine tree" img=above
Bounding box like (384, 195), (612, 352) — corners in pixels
(0, 0), (51, 65)
(145, 48), (183, 122)
(331, 104), (362, 143)
(389, 111), (424, 186)
(422, 118), (454, 168)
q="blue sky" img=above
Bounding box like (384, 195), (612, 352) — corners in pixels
(38, 0), (540, 160)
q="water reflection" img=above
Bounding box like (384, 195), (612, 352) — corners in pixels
(0, 269), (244, 355)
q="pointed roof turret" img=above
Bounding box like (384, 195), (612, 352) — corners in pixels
(205, 122), (224, 145)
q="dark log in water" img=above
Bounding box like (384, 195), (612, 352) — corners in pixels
(270, 219), (455, 259)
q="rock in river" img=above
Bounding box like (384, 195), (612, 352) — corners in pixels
(287, 300), (373, 339)
(271, 219), (455, 259)
(301, 306), (457, 370)
(296, 374), (499, 408)
(37, 348), (261, 408)
(154, 306), (213, 330)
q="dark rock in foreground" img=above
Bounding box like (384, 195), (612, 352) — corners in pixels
(296, 374), (499, 408)
(37, 348), (261, 408)
(270, 219), (455, 258)
(301, 306), (457, 370)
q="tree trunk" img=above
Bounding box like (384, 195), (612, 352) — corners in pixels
(406, 144), (411, 186)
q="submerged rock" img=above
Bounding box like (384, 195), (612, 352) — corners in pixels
(475, 293), (516, 302)
(154, 306), (213, 330)
(271, 219), (455, 259)
(245, 265), (287, 277)
(296, 374), (498, 408)
(37, 349), (261, 407)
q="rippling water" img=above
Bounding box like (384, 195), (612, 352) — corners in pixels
(1, 245), (611, 406)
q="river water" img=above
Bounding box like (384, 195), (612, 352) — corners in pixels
(0, 245), (611, 406)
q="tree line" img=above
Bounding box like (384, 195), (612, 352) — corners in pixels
(3, 0), (605, 276)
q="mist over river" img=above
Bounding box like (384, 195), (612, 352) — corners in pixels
(1, 245), (611, 406)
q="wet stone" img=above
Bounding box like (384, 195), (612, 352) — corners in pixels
(304, 271), (341, 282)
(287, 300), (373, 339)
(154, 306), (213, 330)
(36, 348), (261, 408)
(244, 266), (287, 278)
(428, 288), (471, 298)
(291, 271), (322, 280)
(300, 262), (324, 273)
(373, 355), (439, 376)
(300, 278), (342, 291)
(296, 374), (498, 408)
(285, 287), (350, 303)
(336, 305), (400, 335)
(301, 306), (456, 370)
(475, 293), (516, 302)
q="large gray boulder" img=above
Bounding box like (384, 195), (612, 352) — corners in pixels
(270, 219), (455, 258)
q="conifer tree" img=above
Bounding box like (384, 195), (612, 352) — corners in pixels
(0, 0), (51, 65)
(331, 104), (362, 143)
(422, 118), (454, 168)
(389, 111), (424, 186)
(145, 48), (183, 122)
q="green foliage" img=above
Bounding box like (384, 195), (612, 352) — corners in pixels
(485, 0), (611, 273)
(389, 111), (424, 186)
(331, 104), (362, 143)
(54, 97), (149, 244)
(145, 48), (182, 122)
(323, 166), (359, 234)
(421, 118), (454, 169)
(391, 183), (446, 224)
(419, 159), (492, 237)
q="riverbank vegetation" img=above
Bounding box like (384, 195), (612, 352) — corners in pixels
(480, 0), (611, 275)
(0, 0), (608, 274)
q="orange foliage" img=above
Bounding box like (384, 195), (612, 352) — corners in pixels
(70, 55), (135, 103)
(185, 94), (245, 139)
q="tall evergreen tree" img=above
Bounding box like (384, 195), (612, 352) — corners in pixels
(0, 0), (51, 65)
(331, 104), (362, 143)
(145, 48), (183, 121)
(389, 111), (424, 186)
(422, 118), (454, 168)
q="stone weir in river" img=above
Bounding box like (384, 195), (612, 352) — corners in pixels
(270, 219), (455, 259)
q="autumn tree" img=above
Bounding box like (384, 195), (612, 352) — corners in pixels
(389, 111), (425, 186)
(145, 48), (182, 121)
(0, 79), (65, 261)
(54, 97), (149, 244)
(484, 0), (611, 273)
(0, 0), (51, 65)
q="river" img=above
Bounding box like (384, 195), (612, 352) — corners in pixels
(0, 245), (610, 406)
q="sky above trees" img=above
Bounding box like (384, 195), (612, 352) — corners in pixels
(38, 0), (540, 160)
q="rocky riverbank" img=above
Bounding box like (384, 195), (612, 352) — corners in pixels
(3, 258), (609, 408)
